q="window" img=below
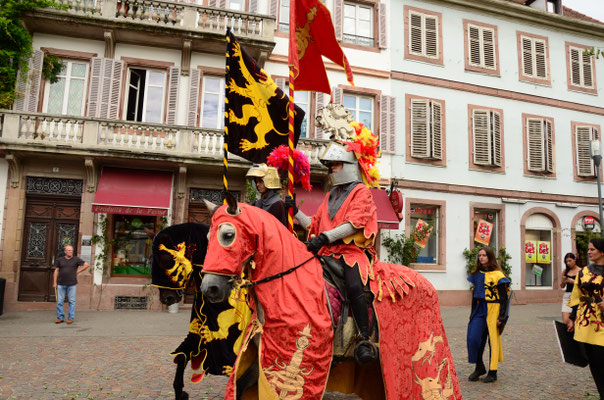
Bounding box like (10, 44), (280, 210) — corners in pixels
(228, 0), (244, 10)
(524, 114), (554, 175)
(200, 75), (225, 129)
(111, 215), (156, 276)
(566, 42), (597, 94)
(517, 32), (550, 84)
(470, 107), (502, 169)
(278, 0), (289, 33)
(573, 122), (600, 179)
(407, 95), (444, 164)
(343, 93), (373, 129)
(404, 6), (442, 65)
(472, 209), (499, 250)
(405, 198), (446, 271)
(343, 2), (374, 47)
(296, 90), (310, 138)
(463, 20), (499, 75)
(44, 60), (88, 116)
(125, 68), (166, 123)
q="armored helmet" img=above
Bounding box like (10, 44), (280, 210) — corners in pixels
(246, 163), (281, 190)
(319, 141), (362, 186)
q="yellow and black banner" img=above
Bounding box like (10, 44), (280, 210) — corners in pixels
(225, 30), (305, 163)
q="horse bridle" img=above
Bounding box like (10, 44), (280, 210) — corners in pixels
(234, 255), (317, 289)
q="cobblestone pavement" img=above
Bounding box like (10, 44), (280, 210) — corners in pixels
(0, 303), (599, 399)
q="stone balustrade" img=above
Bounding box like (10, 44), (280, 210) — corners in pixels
(0, 111), (327, 166)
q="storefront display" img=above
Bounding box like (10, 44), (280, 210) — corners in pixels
(112, 215), (156, 276)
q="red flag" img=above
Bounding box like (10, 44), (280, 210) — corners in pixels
(289, 0), (354, 94)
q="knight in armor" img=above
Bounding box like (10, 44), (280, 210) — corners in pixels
(294, 131), (380, 366)
(246, 163), (287, 227)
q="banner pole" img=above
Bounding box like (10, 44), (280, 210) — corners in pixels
(286, 67), (295, 233)
(223, 29), (231, 202)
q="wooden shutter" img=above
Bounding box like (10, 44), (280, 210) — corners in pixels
(86, 57), (103, 118)
(208, 0), (217, 7)
(544, 120), (553, 173)
(332, 87), (343, 105)
(522, 37), (533, 76)
(410, 99), (429, 158)
(314, 92), (326, 139)
(218, 0), (227, 8)
(535, 39), (547, 79)
(582, 51), (593, 87)
(409, 12), (422, 55)
(334, 0), (343, 41)
(249, 0), (257, 13)
(570, 47), (581, 85)
(186, 69), (201, 127)
(527, 118), (544, 172)
(492, 111), (502, 167)
(268, 0), (278, 17)
(166, 66), (180, 125)
(379, 95), (395, 154)
(378, 3), (387, 49)
(275, 77), (287, 94)
(107, 60), (123, 119)
(468, 25), (481, 67)
(483, 28), (495, 69)
(13, 49), (44, 112)
(425, 16), (438, 58)
(472, 109), (491, 165)
(576, 126), (595, 177)
(431, 101), (442, 160)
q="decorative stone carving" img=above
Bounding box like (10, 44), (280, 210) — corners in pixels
(85, 158), (97, 193)
(315, 103), (354, 141)
(6, 153), (21, 188)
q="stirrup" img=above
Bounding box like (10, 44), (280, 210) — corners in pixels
(354, 340), (377, 366)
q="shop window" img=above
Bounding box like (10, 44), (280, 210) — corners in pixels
(111, 215), (156, 276)
(125, 68), (166, 123)
(574, 215), (601, 268)
(472, 209), (499, 249)
(409, 204), (440, 264)
(43, 60), (89, 116)
(524, 214), (553, 288)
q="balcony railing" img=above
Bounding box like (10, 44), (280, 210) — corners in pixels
(0, 111), (328, 165)
(47, 0), (274, 41)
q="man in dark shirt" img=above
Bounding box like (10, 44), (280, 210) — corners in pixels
(53, 245), (89, 324)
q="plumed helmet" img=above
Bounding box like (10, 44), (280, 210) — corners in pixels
(246, 163), (281, 189)
(319, 141), (361, 186)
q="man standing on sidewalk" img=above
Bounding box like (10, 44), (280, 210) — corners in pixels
(53, 245), (89, 324)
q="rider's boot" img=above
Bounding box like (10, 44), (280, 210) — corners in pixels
(350, 293), (377, 366)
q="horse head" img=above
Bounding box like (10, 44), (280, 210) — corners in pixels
(150, 222), (209, 305)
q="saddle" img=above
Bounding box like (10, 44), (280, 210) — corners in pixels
(320, 255), (379, 360)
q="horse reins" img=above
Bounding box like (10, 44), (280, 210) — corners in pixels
(239, 255), (317, 289)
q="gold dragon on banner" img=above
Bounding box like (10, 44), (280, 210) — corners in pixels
(295, 7), (317, 60)
(227, 40), (288, 152)
(264, 324), (314, 400)
(159, 242), (192, 286)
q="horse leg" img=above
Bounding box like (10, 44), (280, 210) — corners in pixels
(236, 361), (259, 400)
(173, 354), (189, 400)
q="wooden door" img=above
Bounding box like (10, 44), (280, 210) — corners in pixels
(18, 198), (80, 302)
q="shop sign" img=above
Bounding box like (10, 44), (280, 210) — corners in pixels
(583, 216), (596, 230)
(389, 190), (403, 221)
(537, 241), (551, 264)
(525, 240), (537, 263)
(414, 219), (433, 249)
(474, 219), (493, 246)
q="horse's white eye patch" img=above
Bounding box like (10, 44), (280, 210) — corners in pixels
(217, 222), (236, 248)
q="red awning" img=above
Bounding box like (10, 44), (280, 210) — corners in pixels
(92, 167), (173, 216)
(295, 185), (401, 230)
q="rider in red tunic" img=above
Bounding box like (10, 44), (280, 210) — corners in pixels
(295, 136), (379, 365)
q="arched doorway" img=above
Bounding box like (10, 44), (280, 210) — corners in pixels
(520, 208), (561, 290)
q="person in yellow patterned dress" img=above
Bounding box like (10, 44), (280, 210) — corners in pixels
(568, 238), (604, 399)
(466, 246), (510, 383)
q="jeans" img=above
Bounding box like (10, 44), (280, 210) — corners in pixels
(56, 285), (76, 321)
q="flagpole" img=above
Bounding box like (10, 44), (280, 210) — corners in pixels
(223, 29), (231, 202)
(286, 68), (295, 233)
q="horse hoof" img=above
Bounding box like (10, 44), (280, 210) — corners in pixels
(354, 340), (377, 366)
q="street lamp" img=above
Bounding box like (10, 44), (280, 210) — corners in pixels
(591, 139), (604, 237)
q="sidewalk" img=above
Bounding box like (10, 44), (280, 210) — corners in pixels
(0, 303), (598, 399)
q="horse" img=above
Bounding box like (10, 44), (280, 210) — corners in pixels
(150, 222), (251, 400)
(199, 193), (463, 400)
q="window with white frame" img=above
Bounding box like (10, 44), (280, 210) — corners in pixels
(569, 46), (594, 89)
(409, 11), (439, 59)
(575, 126), (599, 177)
(520, 35), (548, 80)
(467, 24), (496, 70)
(44, 60), (89, 116)
(201, 75), (225, 129)
(296, 90), (310, 138)
(409, 204), (439, 264)
(278, 0), (289, 32)
(228, 0), (244, 10)
(472, 109), (502, 167)
(410, 99), (442, 160)
(526, 117), (554, 173)
(343, 2), (374, 47)
(343, 93), (373, 129)
(125, 68), (166, 123)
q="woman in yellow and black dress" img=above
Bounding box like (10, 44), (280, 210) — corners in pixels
(467, 246), (510, 383)
(568, 238), (604, 398)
